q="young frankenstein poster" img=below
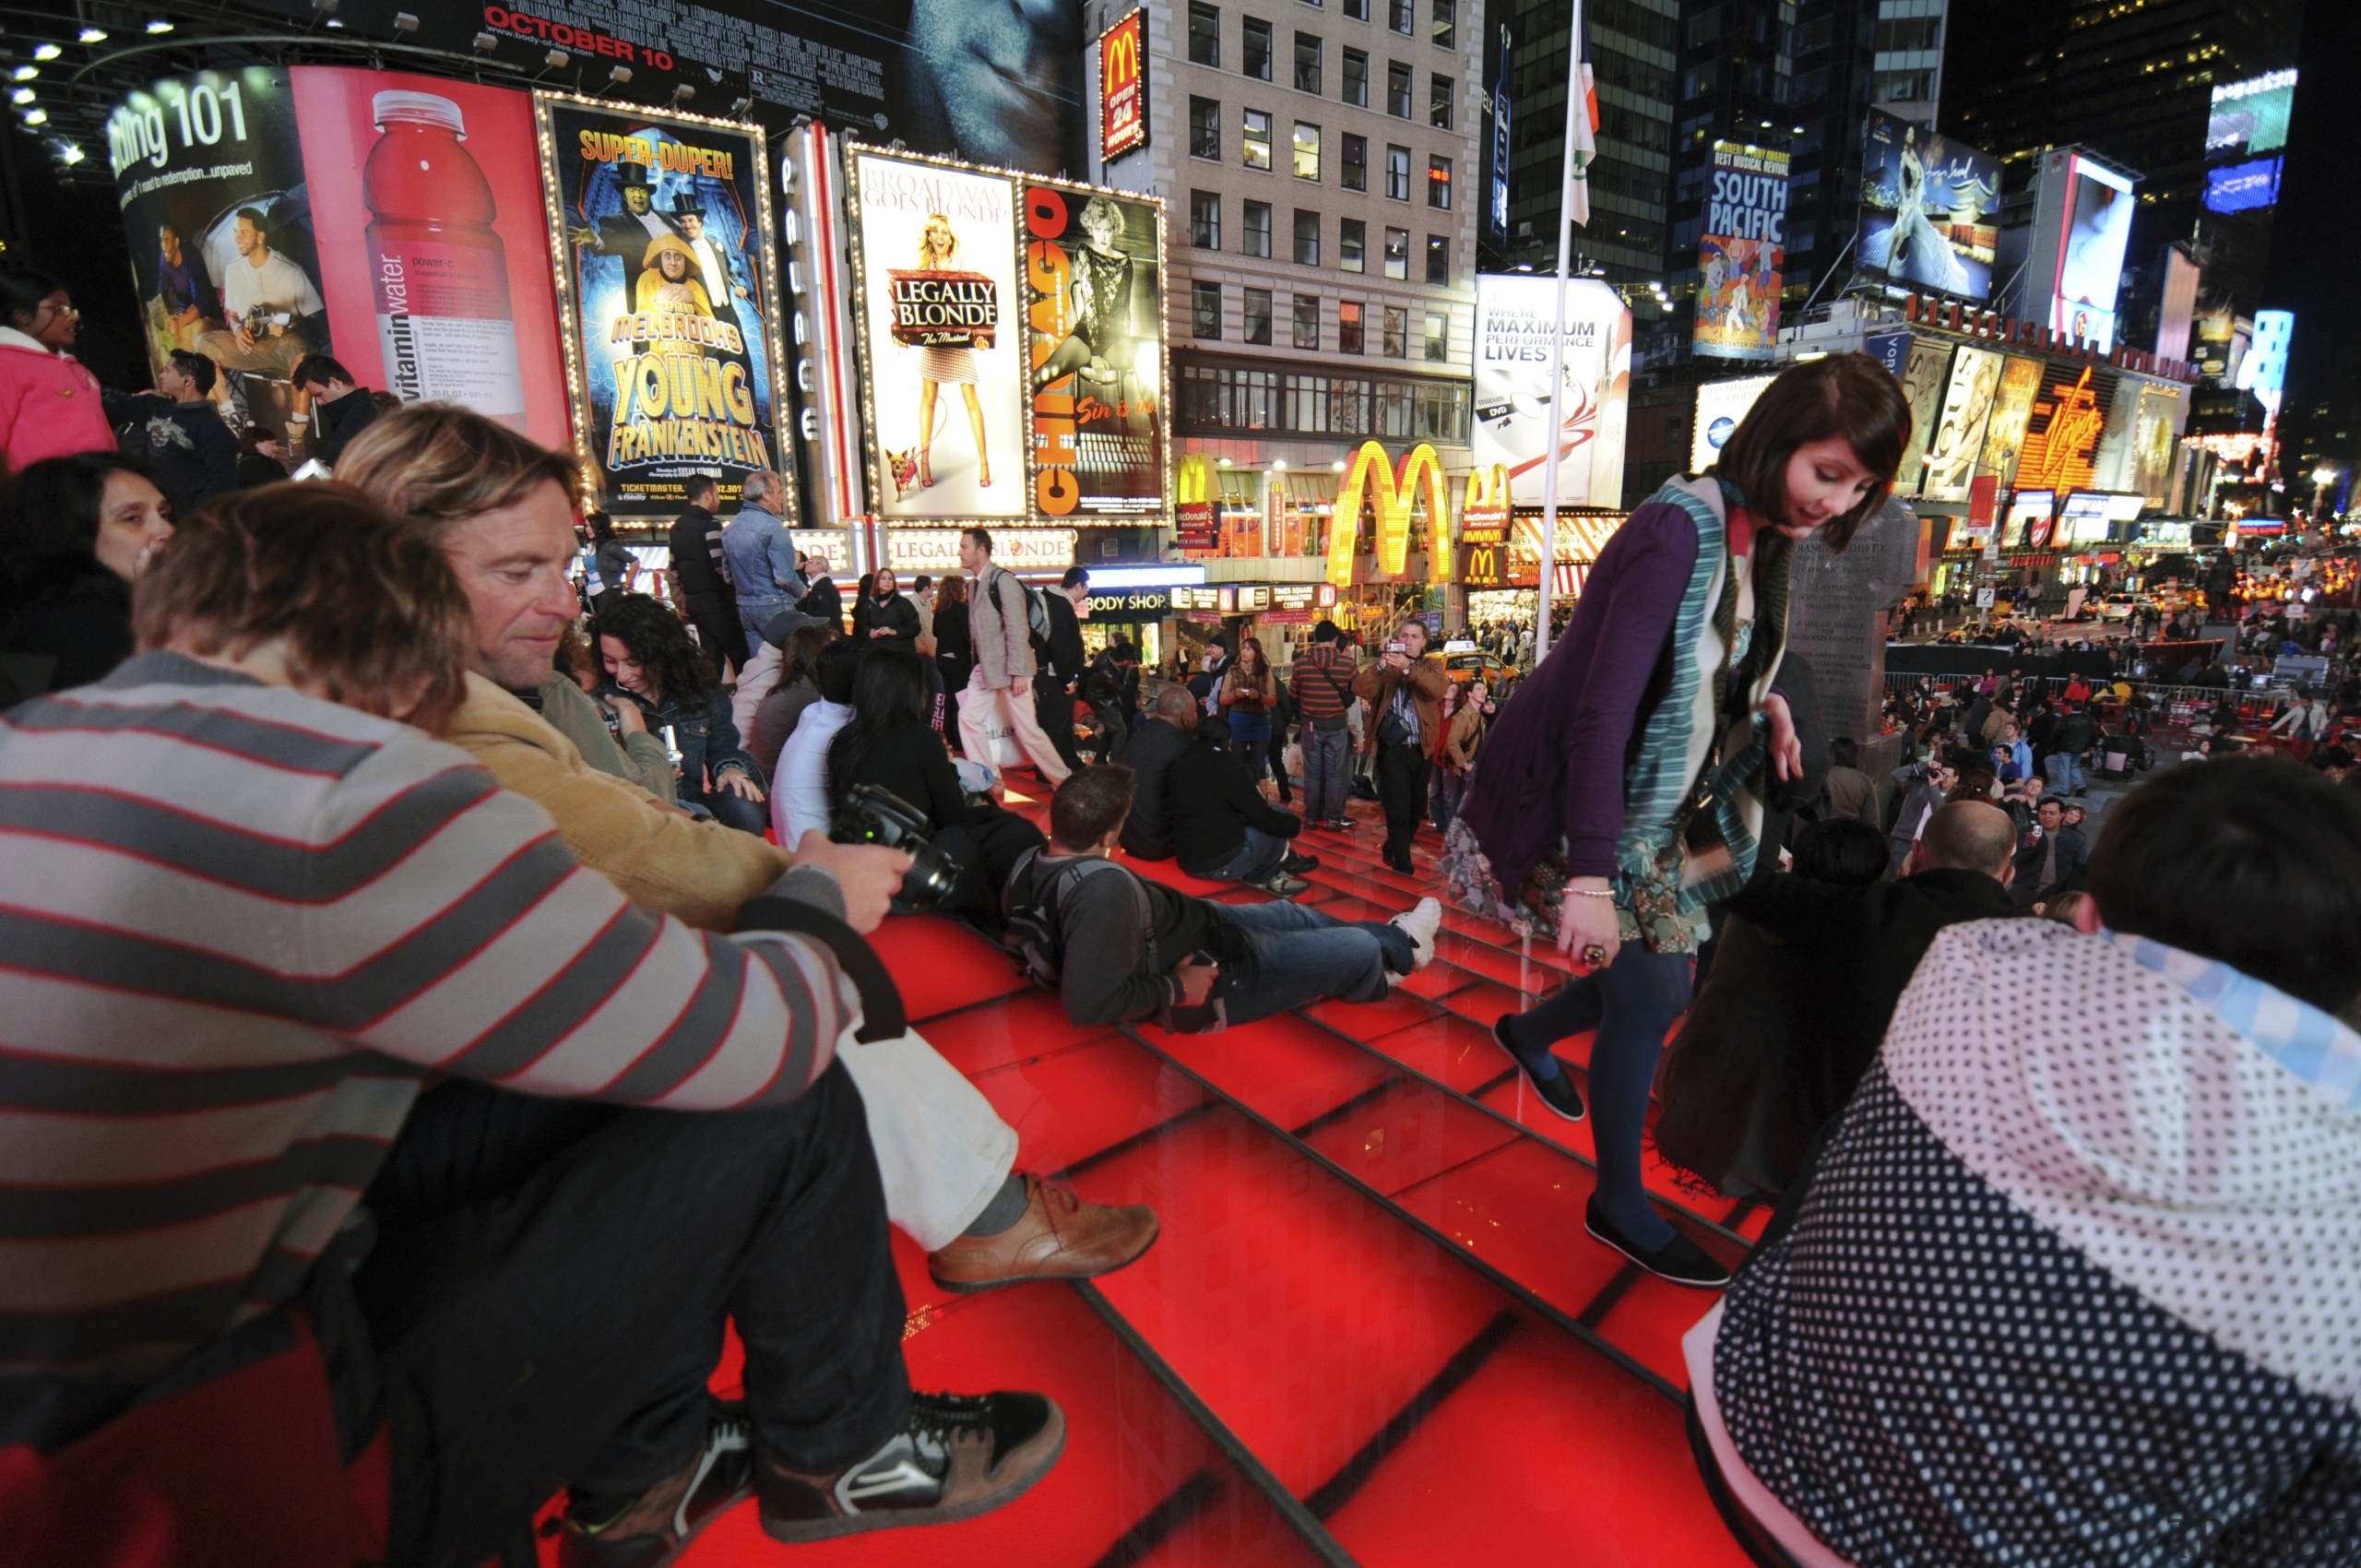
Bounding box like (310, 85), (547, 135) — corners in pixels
(540, 96), (784, 515)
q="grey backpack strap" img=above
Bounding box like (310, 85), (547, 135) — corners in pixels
(1052, 857), (1160, 976)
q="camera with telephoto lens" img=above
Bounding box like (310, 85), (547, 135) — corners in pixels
(831, 783), (964, 910)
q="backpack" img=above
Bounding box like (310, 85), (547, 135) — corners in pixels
(999, 847), (1157, 990)
(1021, 578), (1053, 650)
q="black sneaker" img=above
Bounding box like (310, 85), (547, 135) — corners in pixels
(1281, 849), (1322, 874)
(1491, 1015), (1585, 1123)
(757, 1390), (1065, 1545)
(559, 1404), (754, 1568)
(1248, 869), (1311, 897)
(1584, 1196), (1732, 1289)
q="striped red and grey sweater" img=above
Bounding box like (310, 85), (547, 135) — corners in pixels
(0, 653), (857, 1451)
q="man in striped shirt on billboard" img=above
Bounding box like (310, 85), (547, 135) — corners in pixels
(0, 486), (1062, 1565)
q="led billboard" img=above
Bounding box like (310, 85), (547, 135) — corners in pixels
(1097, 11), (1148, 160)
(1690, 374), (1776, 472)
(1472, 274), (1631, 506)
(2017, 364), (2118, 497)
(2206, 159), (2283, 216)
(2031, 151), (2136, 353)
(1857, 110), (2001, 301)
(1693, 140), (1788, 361)
(2208, 70), (2296, 161)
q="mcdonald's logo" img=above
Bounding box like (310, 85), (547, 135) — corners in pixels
(1461, 462), (1513, 545)
(1174, 451), (1217, 550)
(1328, 441), (1451, 589)
(1099, 12), (1149, 159)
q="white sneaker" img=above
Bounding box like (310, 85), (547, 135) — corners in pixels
(1389, 897), (1442, 972)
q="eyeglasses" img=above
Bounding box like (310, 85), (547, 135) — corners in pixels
(37, 302), (77, 318)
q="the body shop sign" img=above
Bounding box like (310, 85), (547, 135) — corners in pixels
(1098, 11), (1148, 160)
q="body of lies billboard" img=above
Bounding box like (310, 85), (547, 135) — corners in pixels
(104, 66), (570, 457)
(537, 94), (788, 517)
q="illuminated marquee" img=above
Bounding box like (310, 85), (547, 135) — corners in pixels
(1098, 11), (1148, 159)
(1326, 441), (1451, 588)
(2016, 365), (2115, 494)
(1174, 452), (1217, 550)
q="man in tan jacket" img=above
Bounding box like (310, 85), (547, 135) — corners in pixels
(1351, 618), (1449, 873)
(955, 526), (1071, 787)
(339, 408), (1157, 1291)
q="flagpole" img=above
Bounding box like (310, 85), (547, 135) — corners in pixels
(1535, 0), (1590, 665)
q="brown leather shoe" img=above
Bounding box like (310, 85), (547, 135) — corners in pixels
(926, 1174), (1158, 1293)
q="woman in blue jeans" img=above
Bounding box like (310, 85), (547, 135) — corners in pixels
(596, 592), (771, 835)
(1444, 355), (1914, 1288)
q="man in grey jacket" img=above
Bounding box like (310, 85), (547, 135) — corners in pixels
(955, 527), (1071, 787)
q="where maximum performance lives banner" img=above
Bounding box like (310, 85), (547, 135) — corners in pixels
(539, 94), (786, 514)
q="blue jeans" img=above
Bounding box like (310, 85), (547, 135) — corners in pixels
(738, 597), (791, 646)
(2044, 751), (2085, 794)
(1301, 725), (1352, 823)
(1192, 825), (1292, 885)
(1217, 898), (1413, 1026)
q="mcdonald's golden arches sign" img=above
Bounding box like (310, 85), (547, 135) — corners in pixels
(1327, 441), (1451, 589)
(1099, 12), (1149, 160)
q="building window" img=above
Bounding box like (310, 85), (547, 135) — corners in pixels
(1242, 109), (1273, 169)
(1338, 300), (1365, 353)
(1344, 0), (1368, 18)
(1430, 0), (1455, 48)
(1293, 208), (1322, 265)
(1341, 48), (1369, 107)
(1242, 17), (1272, 79)
(1190, 96), (1221, 160)
(1293, 121), (1321, 180)
(1340, 217), (1367, 271)
(1430, 73), (1453, 128)
(1294, 32), (1322, 92)
(1244, 288), (1274, 344)
(1190, 190), (1221, 248)
(1384, 144), (1410, 200)
(1425, 232), (1449, 283)
(1293, 293), (1320, 350)
(1188, 2), (1220, 66)
(1427, 153), (1452, 208)
(1389, 0), (1412, 35)
(1382, 225), (1408, 279)
(1386, 60), (1412, 116)
(1342, 133), (1369, 191)
(1192, 280), (1223, 339)
(1174, 362), (1467, 440)
(1382, 304), (1407, 357)
(1423, 311), (1446, 362)
(1242, 198), (1274, 256)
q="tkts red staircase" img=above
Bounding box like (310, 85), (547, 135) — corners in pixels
(622, 811), (1756, 1568)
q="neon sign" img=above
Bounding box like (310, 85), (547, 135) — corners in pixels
(1327, 441), (1451, 588)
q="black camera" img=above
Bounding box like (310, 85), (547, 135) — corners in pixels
(831, 783), (964, 910)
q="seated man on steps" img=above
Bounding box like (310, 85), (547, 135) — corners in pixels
(337, 407), (1157, 1307)
(1115, 684), (1200, 861)
(1014, 764), (1442, 1030)
(1169, 712), (1319, 897)
(0, 486), (1061, 1568)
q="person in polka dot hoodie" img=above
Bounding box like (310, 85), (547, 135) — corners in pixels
(1687, 754), (2361, 1567)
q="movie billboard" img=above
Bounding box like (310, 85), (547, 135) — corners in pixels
(1471, 274), (1631, 507)
(539, 95), (786, 517)
(1976, 356), (2045, 488)
(1693, 140), (1788, 362)
(1021, 181), (1165, 517)
(1919, 345), (2004, 503)
(1857, 110), (2000, 301)
(1690, 374), (1776, 473)
(848, 148), (1028, 520)
(107, 66), (569, 458)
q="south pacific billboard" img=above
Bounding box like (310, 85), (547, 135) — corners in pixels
(1693, 140), (1788, 362)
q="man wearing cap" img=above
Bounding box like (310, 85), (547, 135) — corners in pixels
(568, 161), (670, 288)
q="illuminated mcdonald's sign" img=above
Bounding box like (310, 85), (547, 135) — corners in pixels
(1327, 440), (1451, 589)
(1174, 451), (1216, 550)
(1099, 11), (1149, 160)
(1461, 463), (1513, 545)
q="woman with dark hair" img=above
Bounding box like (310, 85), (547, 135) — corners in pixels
(931, 573), (973, 736)
(592, 592), (768, 835)
(0, 453), (175, 696)
(748, 620), (839, 778)
(1216, 635), (1278, 793)
(828, 646), (1043, 921)
(1446, 351), (1914, 1286)
(0, 269), (113, 472)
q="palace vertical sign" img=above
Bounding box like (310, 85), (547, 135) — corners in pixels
(1099, 11), (1148, 160)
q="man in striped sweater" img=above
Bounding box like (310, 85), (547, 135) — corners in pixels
(0, 487), (1063, 1567)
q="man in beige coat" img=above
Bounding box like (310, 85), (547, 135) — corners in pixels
(339, 408), (1157, 1291)
(955, 526), (1071, 787)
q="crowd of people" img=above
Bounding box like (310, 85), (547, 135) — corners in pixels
(6, 325), (2360, 1568)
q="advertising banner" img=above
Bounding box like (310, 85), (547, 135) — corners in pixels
(1857, 110), (2000, 301)
(2205, 69), (2296, 216)
(1693, 140), (1788, 362)
(2016, 364), (2118, 497)
(1690, 374), (1776, 473)
(107, 66), (569, 457)
(1896, 339), (1953, 490)
(1918, 345), (2004, 503)
(1021, 180), (1166, 518)
(1976, 356), (2045, 489)
(2038, 154), (2136, 353)
(848, 148), (1028, 520)
(1471, 274), (1631, 506)
(539, 94), (786, 517)
(1097, 11), (1148, 160)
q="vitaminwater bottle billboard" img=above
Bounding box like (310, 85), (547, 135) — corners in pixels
(105, 66), (572, 461)
(535, 94), (789, 519)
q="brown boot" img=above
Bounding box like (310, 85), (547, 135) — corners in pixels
(926, 1174), (1158, 1293)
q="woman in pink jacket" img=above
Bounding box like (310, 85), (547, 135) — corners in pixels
(0, 270), (115, 474)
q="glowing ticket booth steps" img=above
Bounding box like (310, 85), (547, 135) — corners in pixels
(1326, 440), (1451, 590)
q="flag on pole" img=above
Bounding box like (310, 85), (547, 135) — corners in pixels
(1565, 0), (1597, 229)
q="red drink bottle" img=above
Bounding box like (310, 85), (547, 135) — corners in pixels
(364, 90), (526, 423)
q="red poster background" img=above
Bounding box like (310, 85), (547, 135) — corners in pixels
(291, 67), (571, 451)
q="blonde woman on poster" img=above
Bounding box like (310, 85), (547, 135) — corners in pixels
(915, 214), (992, 492)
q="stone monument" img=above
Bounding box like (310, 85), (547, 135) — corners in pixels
(1780, 494), (1923, 797)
